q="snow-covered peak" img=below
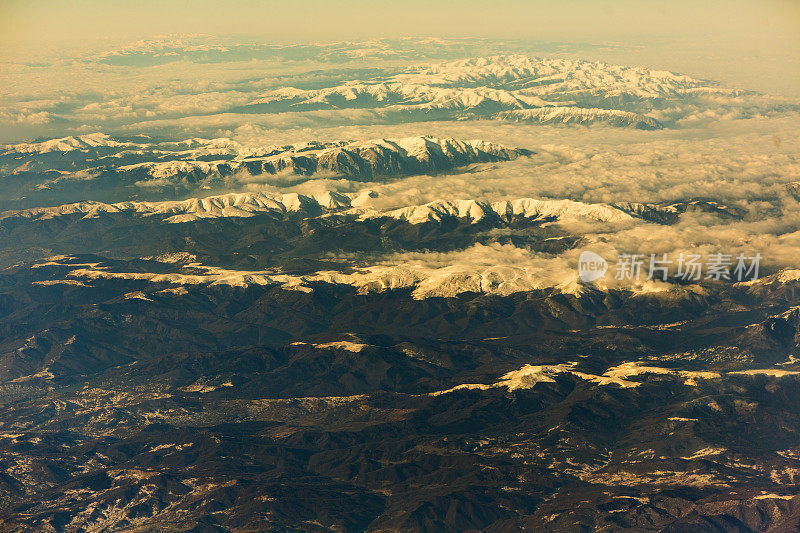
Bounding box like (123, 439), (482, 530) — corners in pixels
(495, 108), (663, 130)
(43, 135), (529, 184)
(5, 133), (138, 154)
(381, 197), (634, 225)
(42, 250), (692, 301)
(382, 199), (498, 224)
(1, 191), (636, 226)
(395, 55), (726, 99)
(236, 54), (761, 130)
(0, 192), (315, 224)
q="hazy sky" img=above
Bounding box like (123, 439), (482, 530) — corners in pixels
(2, 1), (797, 95)
(1, 0), (798, 48)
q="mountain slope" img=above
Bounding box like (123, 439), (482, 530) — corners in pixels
(0, 136), (530, 211)
(234, 55), (774, 129)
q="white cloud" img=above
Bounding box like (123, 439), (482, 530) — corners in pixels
(3, 41), (800, 286)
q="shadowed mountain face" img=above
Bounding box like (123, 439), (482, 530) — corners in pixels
(2, 45), (800, 532)
(3, 207), (800, 531)
(0, 136), (529, 211)
(3, 256), (800, 532)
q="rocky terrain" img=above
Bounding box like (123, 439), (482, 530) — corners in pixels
(2, 47), (800, 532)
(2, 168), (800, 530)
(0, 135), (529, 211)
(2, 250), (800, 531)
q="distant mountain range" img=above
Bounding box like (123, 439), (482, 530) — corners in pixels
(235, 55), (760, 129)
(6, 53), (795, 141)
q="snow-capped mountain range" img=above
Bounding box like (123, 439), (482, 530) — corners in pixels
(31, 252), (639, 299)
(236, 55), (769, 129)
(3, 134), (526, 176)
(392, 56), (735, 99)
(0, 135), (531, 210)
(88, 37), (531, 66)
(113, 136), (529, 182)
(5, 45), (797, 147)
(0, 188), (747, 300)
(4, 40), (800, 533)
(0, 191), (635, 225)
(4, 133), (139, 154)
